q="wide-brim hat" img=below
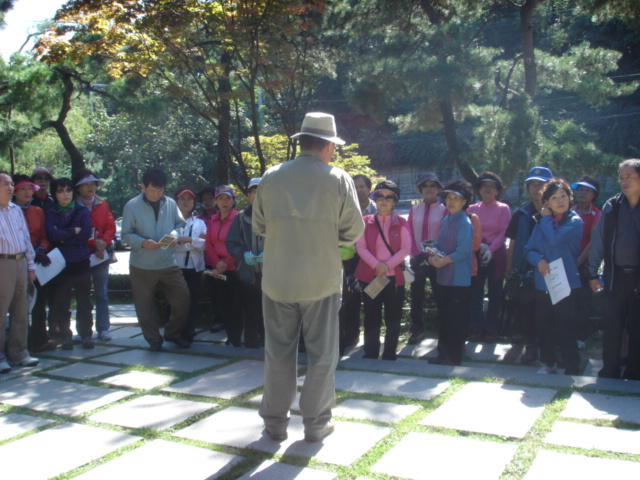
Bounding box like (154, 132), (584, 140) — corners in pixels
(415, 173), (443, 193)
(290, 112), (345, 145)
(571, 181), (598, 194)
(525, 166), (553, 183)
(14, 180), (40, 192)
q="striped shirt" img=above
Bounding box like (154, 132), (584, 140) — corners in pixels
(0, 202), (35, 270)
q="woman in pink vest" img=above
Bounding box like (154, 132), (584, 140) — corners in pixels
(355, 180), (411, 360)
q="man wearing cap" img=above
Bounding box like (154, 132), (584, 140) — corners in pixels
(505, 166), (553, 364)
(122, 166), (190, 351)
(0, 171), (39, 374)
(30, 167), (55, 212)
(407, 173), (447, 344)
(253, 112), (364, 442)
(588, 159), (640, 379)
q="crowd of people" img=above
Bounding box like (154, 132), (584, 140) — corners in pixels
(1, 112), (638, 442)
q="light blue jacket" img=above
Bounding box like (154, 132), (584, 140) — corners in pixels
(122, 194), (185, 270)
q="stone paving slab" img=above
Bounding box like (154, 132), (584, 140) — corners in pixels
(96, 349), (227, 373)
(421, 382), (556, 438)
(372, 431), (517, 480)
(106, 336), (153, 348)
(249, 391), (301, 411)
(208, 344), (266, 358)
(0, 413), (55, 441)
(96, 326), (143, 340)
(110, 304), (137, 312)
(237, 460), (336, 480)
(193, 330), (229, 342)
(100, 370), (177, 390)
(176, 406), (390, 466)
(164, 360), (264, 399)
(398, 338), (513, 362)
(0, 357), (67, 383)
(0, 422), (139, 479)
(46, 362), (122, 380)
(0, 376), (132, 416)
(333, 398), (420, 424)
(545, 421), (640, 455)
(562, 392), (640, 424)
(89, 395), (215, 430)
(43, 344), (126, 360)
(109, 316), (140, 325)
(523, 450), (640, 480)
(334, 370), (449, 400)
(75, 439), (243, 479)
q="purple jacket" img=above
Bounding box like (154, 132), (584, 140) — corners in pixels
(45, 203), (93, 264)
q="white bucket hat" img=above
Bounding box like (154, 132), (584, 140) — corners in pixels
(290, 112), (345, 145)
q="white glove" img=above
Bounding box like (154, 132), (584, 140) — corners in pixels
(481, 248), (492, 264)
(479, 243), (488, 255)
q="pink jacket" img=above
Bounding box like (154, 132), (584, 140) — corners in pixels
(205, 209), (238, 270)
(407, 200), (447, 257)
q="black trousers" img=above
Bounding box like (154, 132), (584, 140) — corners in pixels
(409, 262), (437, 335)
(534, 289), (580, 373)
(361, 277), (405, 360)
(29, 280), (50, 349)
(49, 259), (93, 340)
(339, 274), (362, 354)
(434, 285), (471, 365)
(600, 268), (640, 379)
(180, 268), (202, 342)
(241, 275), (264, 348)
(210, 270), (243, 346)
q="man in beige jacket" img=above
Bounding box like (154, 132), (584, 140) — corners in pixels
(253, 112), (364, 442)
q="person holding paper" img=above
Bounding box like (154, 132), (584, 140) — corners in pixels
(525, 178), (583, 375)
(427, 180), (474, 366)
(122, 167), (189, 351)
(45, 178), (95, 350)
(73, 168), (117, 341)
(355, 180), (411, 361)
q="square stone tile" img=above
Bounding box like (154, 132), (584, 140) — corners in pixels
(421, 382), (555, 438)
(164, 360), (264, 399)
(523, 450), (640, 480)
(562, 392), (640, 424)
(0, 413), (54, 441)
(0, 376), (132, 416)
(176, 406), (390, 466)
(106, 336), (153, 348)
(373, 432), (517, 480)
(237, 460), (336, 480)
(193, 330), (228, 342)
(98, 326), (144, 340)
(47, 363), (121, 380)
(0, 422), (139, 478)
(0, 357), (67, 382)
(248, 391), (301, 411)
(100, 370), (177, 390)
(89, 395), (215, 430)
(75, 439), (243, 479)
(334, 370), (449, 400)
(545, 421), (640, 455)
(96, 349), (227, 373)
(334, 399), (419, 423)
(44, 344), (126, 360)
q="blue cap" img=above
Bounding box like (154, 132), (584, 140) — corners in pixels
(525, 167), (553, 183)
(215, 185), (235, 198)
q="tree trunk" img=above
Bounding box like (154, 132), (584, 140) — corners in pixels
(216, 51), (233, 185)
(520, 0), (538, 99)
(439, 96), (477, 182)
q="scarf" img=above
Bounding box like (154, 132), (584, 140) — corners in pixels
(56, 200), (75, 214)
(80, 195), (96, 209)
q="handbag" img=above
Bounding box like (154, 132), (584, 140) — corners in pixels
(374, 215), (414, 284)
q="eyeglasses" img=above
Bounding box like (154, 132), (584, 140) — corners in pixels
(374, 195), (396, 202)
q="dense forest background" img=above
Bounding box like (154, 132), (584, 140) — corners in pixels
(1, 0), (639, 215)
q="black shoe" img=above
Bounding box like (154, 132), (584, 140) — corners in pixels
(61, 339), (74, 351)
(81, 337), (95, 349)
(165, 337), (191, 348)
(149, 342), (163, 352)
(33, 341), (57, 353)
(209, 323), (225, 333)
(407, 332), (425, 345)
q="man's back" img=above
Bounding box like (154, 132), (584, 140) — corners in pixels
(253, 151), (363, 303)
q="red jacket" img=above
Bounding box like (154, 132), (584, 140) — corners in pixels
(23, 205), (50, 251)
(87, 198), (116, 253)
(205, 209), (238, 270)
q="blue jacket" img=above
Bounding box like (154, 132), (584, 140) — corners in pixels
(45, 202), (92, 264)
(525, 211), (583, 291)
(122, 194), (185, 270)
(434, 210), (473, 287)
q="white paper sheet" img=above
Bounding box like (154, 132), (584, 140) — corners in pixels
(90, 252), (109, 268)
(35, 248), (66, 286)
(544, 257), (571, 305)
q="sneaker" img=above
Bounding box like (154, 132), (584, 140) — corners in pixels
(537, 365), (557, 374)
(82, 337), (95, 349)
(98, 331), (112, 341)
(10, 355), (39, 367)
(0, 361), (10, 374)
(304, 421), (335, 442)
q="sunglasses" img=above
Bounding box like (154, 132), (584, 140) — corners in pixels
(374, 195), (396, 202)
